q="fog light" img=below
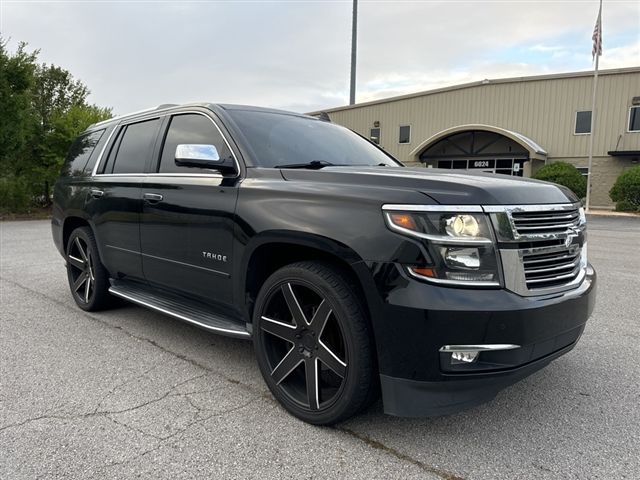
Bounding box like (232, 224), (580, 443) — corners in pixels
(444, 271), (495, 282)
(451, 351), (479, 364)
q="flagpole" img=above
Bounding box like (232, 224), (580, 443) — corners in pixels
(349, 0), (358, 105)
(585, 0), (602, 212)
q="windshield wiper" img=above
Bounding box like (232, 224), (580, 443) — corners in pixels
(275, 160), (336, 170)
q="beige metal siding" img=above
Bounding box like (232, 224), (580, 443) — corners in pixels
(325, 69), (640, 162)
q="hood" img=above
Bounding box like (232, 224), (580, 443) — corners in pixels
(280, 166), (578, 205)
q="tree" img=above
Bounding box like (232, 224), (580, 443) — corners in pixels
(0, 38), (112, 213)
(24, 63), (110, 197)
(38, 104), (112, 188)
(0, 39), (38, 174)
(32, 63), (90, 134)
(533, 162), (587, 199)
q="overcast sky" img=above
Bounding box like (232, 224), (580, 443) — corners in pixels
(2, 1), (638, 115)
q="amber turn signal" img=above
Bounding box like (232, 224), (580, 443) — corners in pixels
(410, 266), (437, 278)
(389, 213), (418, 231)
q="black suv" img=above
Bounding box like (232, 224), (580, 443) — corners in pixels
(52, 103), (596, 425)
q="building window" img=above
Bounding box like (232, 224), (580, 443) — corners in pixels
(399, 125), (411, 144)
(629, 106), (640, 132)
(370, 127), (380, 145)
(576, 167), (589, 178)
(574, 111), (592, 134)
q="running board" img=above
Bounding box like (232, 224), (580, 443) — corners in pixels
(109, 280), (251, 339)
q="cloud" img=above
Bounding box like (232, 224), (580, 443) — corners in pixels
(1, 0), (638, 114)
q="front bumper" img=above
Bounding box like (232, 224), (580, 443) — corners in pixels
(362, 262), (596, 417)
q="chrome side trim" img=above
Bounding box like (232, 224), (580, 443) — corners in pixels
(104, 244), (139, 255)
(91, 173), (225, 179)
(105, 244), (230, 277)
(108, 288), (251, 338)
(142, 251), (230, 278)
(163, 110), (241, 177)
(145, 173), (223, 178)
(440, 344), (520, 352)
(91, 126), (119, 176)
(382, 204), (484, 212)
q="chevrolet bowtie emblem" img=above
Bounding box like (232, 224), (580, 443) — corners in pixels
(565, 226), (580, 248)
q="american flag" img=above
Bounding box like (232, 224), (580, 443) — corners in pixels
(592, 10), (602, 61)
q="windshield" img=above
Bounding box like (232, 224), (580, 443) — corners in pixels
(226, 110), (401, 168)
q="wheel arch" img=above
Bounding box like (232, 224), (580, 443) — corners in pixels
(239, 231), (375, 326)
(61, 214), (107, 262)
(62, 215), (92, 251)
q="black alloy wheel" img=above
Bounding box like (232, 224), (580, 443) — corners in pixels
(254, 261), (376, 425)
(67, 235), (95, 304)
(65, 226), (112, 311)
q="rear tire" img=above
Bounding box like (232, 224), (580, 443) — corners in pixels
(253, 261), (376, 425)
(65, 226), (113, 311)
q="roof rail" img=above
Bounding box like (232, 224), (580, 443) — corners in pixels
(88, 103), (180, 130)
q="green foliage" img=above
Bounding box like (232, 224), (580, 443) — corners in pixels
(533, 162), (587, 199)
(609, 166), (640, 211)
(0, 40), (38, 173)
(0, 176), (31, 214)
(0, 37), (112, 213)
(614, 200), (638, 212)
(38, 104), (112, 189)
(32, 64), (90, 132)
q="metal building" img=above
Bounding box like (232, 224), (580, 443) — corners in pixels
(310, 67), (640, 208)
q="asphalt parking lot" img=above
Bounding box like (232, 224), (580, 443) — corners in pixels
(1, 216), (639, 479)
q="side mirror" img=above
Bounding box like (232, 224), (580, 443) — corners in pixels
(175, 144), (236, 174)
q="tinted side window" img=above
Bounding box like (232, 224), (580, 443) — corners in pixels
(62, 130), (104, 176)
(159, 114), (231, 173)
(111, 119), (160, 174)
(101, 127), (124, 174)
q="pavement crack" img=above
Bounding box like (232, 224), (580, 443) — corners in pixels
(337, 427), (465, 480)
(0, 373), (226, 433)
(92, 395), (263, 476)
(92, 364), (161, 414)
(104, 415), (164, 441)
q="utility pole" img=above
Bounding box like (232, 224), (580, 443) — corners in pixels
(349, 0), (358, 105)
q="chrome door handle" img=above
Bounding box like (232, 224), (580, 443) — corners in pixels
(90, 189), (104, 198)
(143, 193), (163, 203)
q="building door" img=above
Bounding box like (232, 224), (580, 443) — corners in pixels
(420, 130), (529, 177)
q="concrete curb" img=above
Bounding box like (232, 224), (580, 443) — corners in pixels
(586, 210), (639, 218)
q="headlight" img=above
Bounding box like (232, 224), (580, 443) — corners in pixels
(383, 205), (501, 287)
(445, 215), (480, 237)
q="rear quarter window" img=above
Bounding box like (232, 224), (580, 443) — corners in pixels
(61, 129), (105, 177)
(110, 119), (160, 174)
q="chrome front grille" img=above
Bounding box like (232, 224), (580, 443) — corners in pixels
(485, 203), (587, 297)
(511, 208), (581, 235)
(522, 246), (582, 289)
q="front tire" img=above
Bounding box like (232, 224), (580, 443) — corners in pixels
(65, 226), (113, 311)
(253, 261), (376, 425)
